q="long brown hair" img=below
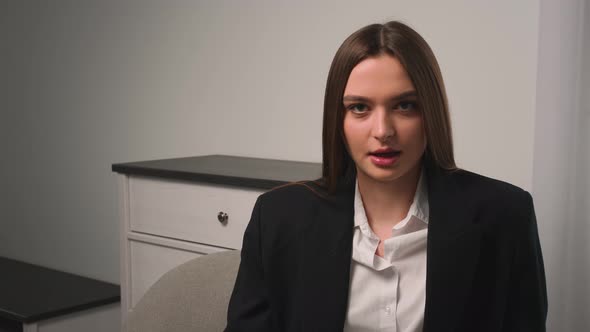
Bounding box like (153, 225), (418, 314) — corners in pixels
(321, 21), (457, 194)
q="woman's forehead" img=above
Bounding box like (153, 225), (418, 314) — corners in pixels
(344, 55), (415, 99)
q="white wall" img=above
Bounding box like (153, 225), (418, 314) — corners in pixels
(0, 7), (10, 234)
(533, 0), (589, 330)
(11, 0), (590, 329)
(1, 2), (27, 265)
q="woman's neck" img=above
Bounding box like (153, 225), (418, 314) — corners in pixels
(357, 163), (422, 231)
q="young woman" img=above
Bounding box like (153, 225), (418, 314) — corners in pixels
(225, 21), (547, 332)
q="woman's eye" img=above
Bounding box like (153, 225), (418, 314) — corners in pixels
(397, 101), (418, 112)
(347, 104), (368, 113)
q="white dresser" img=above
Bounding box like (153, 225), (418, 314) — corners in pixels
(112, 155), (321, 326)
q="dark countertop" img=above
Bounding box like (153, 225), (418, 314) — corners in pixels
(0, 257), (120, 324)
(112, 154), (323, 190)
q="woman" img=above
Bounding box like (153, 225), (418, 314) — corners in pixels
(225, 21), (547, 332)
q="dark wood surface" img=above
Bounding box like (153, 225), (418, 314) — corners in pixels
(112, 154), (323, 189)
(0, 317), (21, 332)
(0, 257), (120, 324)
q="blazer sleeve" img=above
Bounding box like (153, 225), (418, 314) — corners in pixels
(225, 196), (273, 332)
(503, 191), (548, 331)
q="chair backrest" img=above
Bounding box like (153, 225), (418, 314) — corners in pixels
(125, 250), (241, 332)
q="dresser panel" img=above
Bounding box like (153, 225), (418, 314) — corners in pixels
(128, 176), (263, 249)
(129, 240), (205, 308)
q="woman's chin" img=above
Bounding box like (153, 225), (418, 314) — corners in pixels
(357, 166), (404, 183)
(356, 158), (422, 184)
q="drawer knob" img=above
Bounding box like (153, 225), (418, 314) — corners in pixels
(217, 211), (229, 223)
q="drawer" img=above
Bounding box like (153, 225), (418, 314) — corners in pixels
(129, 240), (205, 307)
(128, 176), (263, 249)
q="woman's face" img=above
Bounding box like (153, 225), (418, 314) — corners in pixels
(342, 54), (426, 184)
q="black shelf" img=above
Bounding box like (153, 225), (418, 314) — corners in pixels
(112, 155), (323, 190)
(0, 257), (120, 324)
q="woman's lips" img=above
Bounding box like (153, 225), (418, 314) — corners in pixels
(369, 151), (401, 166)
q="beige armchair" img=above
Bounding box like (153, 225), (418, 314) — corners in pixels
(125, 250), (241, 332)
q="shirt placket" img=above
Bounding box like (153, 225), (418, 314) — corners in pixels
(379, 264), (399, 331)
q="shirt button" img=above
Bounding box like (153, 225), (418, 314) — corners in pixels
(385, 306), (392, 315)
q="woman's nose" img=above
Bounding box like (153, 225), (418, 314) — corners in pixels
(372, 107), (394, 141)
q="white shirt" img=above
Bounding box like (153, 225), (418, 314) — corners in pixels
(344, 171), (429, 332)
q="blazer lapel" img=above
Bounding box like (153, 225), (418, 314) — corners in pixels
(422, 161), (484, 332)
(299, 179), (355, 332)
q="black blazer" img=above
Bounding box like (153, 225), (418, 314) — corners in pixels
(225, 160), (548, 332)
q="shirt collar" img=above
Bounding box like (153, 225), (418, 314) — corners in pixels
(354, 167), (429, 229)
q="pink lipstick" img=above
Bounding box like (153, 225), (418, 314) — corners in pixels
(369, 148), (401, 166)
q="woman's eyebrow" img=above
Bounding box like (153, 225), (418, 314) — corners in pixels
(343, 90), (417, 102)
